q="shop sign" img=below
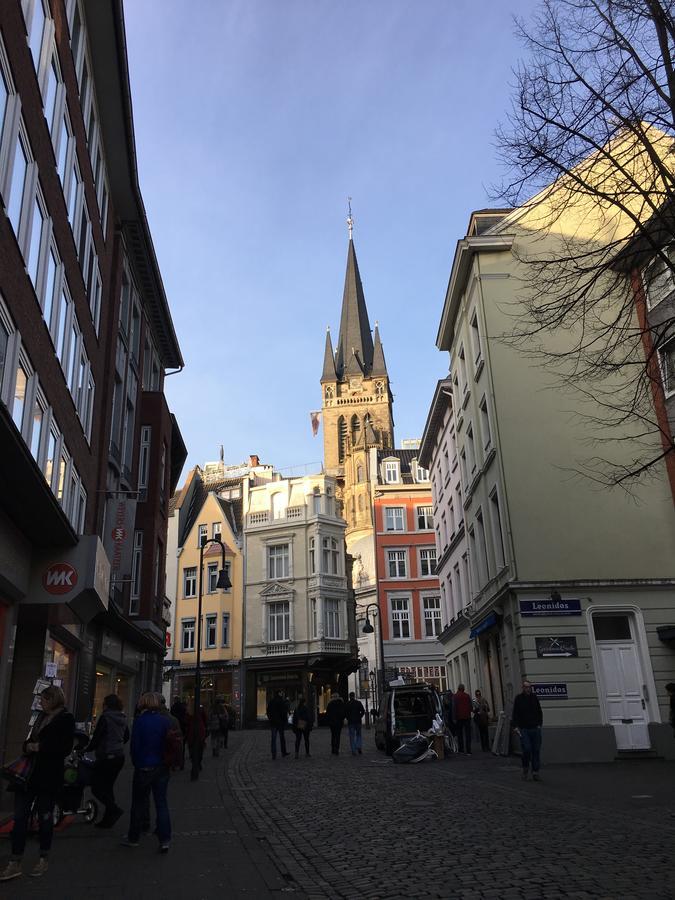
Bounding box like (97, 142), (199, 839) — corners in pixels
(28, 536), (110, 623)
(535, 636), (578, 658)
(520, 598), (582, 617)
(532, 682), (568, 699)
(103, 497), (137, 584)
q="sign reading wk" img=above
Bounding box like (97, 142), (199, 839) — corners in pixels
(519, 598), (582, 617)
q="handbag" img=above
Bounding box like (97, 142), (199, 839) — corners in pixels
(1, 754), (35, 787)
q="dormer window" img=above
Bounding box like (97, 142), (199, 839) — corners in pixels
(412, 459), (429, 482)
(384, 459), (400, 483)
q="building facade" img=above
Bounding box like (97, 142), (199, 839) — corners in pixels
(243, 473), (357, 725)
(371, 448), (447, 693)
(0, 0), (185, 771)
(426, 201), (675, 762)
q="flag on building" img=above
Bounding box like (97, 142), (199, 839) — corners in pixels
(310, 411), (321, 436)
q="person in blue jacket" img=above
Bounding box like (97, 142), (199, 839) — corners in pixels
(122, 692), (172, 852)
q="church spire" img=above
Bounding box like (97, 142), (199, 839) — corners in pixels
(371, 322), (388, 377)
(334, 239), (374, 380)
(321, 327), (337, 383)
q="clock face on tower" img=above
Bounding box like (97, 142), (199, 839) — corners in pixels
(349, 378), (362, 393)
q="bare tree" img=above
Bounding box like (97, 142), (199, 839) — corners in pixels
(496, 0), (675, 488)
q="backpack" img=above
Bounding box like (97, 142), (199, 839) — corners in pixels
(163, 725), (183, 770)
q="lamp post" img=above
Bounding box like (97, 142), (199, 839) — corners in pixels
(361, 602), (385, 708)
(192, 536), (231, 782)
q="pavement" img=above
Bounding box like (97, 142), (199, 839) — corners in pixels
(1, 727), (675, 899)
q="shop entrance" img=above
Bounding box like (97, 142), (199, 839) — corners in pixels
(93, 665), (134, 722)
(592, 613), (650, 751)
(255, 671), (304, 720)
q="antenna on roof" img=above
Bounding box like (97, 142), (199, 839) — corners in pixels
(347, 196), (353, 241)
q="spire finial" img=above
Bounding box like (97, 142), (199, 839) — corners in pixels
(347, 196), (353, 241)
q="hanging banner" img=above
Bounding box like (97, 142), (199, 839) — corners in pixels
(310, 411), (321, 437)
(103, 496), (137, 584)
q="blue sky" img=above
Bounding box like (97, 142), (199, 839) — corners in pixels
(124, 0), (536, 479)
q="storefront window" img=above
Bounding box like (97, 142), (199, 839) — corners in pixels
(43, 635), (75, 707)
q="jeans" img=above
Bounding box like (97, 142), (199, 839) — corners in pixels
(456, 718), (472, 753)
(11, 789), (56, 857)
(128, 766), (171, 845)
(270, 726), (287, 759)
(519, 727), (542, 773)
(294, 729), (310, 755)
(330, 725), (342, 754)
(475, 719), (490, 752)
(348, 724), (362, 753)
(91, 755), (124, 817)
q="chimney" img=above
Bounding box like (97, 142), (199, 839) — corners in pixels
(249, 455), (260, 467)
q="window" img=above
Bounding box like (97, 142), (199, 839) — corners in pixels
(391, 597), (410, 639)
(387, 549), (407, 578)
(271, 492), (285, 519)
(453, 563), (462, 612)
(312, 491), (321, 516)
(470, 310), (482, 366)
(55, 110), (72, 186)
(212, 521), (222, 540)
(592, 615), (632, 641)
(268, 601), (290, 642)
(29, 390), (45, 460)
(644, 250), (675, 308)
(413, 460), (430, 482)
(468, 526), (479, 591)
(459, 449), (468, 488)
(659, 337), (675, 397)
(357, 464), (364, 482)
(423, 596), (442, 637)
(154, 540), (162, 599)
(458, 345), (468, 394)
(384, 507), (405, 531)
(130, 530), (142, 614)
(417, 506), (433, 530)
(268, 543), (290, 579)
(198, 524), (207, 547)
(479, 395), (491, 450)
(181, 619), (195, 652)
(325, 598), (340, 638)
(159, 442), (166, 504)
(207, 562), (218, 593)
(489, 487), (506, 570)
(12, 363), (28, 431)
(311, 598), (318, 637)
(462, 551), (472, 602)
(7, 127), (30, 237)
(420, 548), (437, 577)
(337, 416), (347, 462)
(44, 424), (57, 489)
(384, 460), (400, 483)
(455, 485), (464, 528)
(184, 566), (197, 599)
(138, 426), (151, 491)
(205, 614), (217, 649)
(309, 537), (315, 574)
(27, 0), (47, 72)
(26, 188), (46, 289)
(222, 613), (230, 647)
(466, 424), (476, 474)
(321, 537), (339, 574)
(43, 50), (60, 136)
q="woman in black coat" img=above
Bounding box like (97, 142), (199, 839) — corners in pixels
(292, 697), (314, 758)
(0, 685), (75, 882)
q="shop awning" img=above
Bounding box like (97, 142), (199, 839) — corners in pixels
(470, 612), (499, 639)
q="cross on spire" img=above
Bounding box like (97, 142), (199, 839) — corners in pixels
(347, 197), (353, 241)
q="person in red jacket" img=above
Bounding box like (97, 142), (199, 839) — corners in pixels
(452, 684), (473, 755)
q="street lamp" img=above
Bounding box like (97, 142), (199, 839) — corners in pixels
(361, 602), (385, 708)
(192, 536), (231, 782)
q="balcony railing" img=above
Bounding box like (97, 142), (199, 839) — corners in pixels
(247, 506), (307, 527)
(265, 642), (295, 655)
(308, 573), (347, 591)
(322, 640), (347, 654)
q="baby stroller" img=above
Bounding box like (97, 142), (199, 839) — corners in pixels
(54, 731), (98, 825)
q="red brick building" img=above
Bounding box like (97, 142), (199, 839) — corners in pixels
(372, 448), (448, 692)
(0, 0), (186, 769)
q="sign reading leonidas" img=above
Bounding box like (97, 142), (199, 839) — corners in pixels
(29, 535), (110, 623)
(103, 496), (137, 584)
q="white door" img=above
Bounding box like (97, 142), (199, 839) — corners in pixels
(597, 640), (650, 750)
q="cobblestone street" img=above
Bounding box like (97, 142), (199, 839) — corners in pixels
(225, 727), (675, 900)
(2, 727), (675, 899)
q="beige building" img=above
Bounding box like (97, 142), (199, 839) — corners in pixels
(423, 191), (675, 762)
(243, 473), (357, 725)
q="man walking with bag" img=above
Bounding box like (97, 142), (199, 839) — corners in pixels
(345, 692), (366, 755)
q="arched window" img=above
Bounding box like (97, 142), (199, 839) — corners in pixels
(325, 385), (334, 400)
(358, 494), (364, 512)
(351, 414), (361, 444)
(375, 381), (384, 399)
(356, 464), (364, 483)
(338, 417), (347, 462)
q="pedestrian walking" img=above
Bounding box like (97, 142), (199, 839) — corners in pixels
(345, 692), (366, 755)
(122, 692), (172, 853)
(219, 701), (230, 749)
(472, 689), (491, 752)
(325, 691), (346, 755)
(87, 694), (129, 828)
(512, 680), (543, 781)
(186, 703), (207, 772)
(208, 704), (224, 757)
(170, 696), (188, 770)
(0, 685), (75, 881)
(267, 690), (290, 759)
(453, 684), (473, 755)
(292, 696), (314, 758)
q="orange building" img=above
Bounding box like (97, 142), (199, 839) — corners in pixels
(371, 448), (448, 693)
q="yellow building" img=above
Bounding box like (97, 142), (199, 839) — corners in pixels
(172, 490), (244, 716)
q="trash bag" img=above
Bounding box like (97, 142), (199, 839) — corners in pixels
(392, 731), (437, 764)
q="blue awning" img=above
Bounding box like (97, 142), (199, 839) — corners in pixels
(470, 612), (499, 639)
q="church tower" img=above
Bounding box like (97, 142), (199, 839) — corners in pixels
(321, 224), (394, 538)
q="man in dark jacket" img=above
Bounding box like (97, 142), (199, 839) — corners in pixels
(452, 684), (473, 754)
(325, 692), (346, 755)
(512, 680), (543, 780)
(87, 694), (129, 827)
(266, 691), (290, 759)
(345, 692), (366, 755)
